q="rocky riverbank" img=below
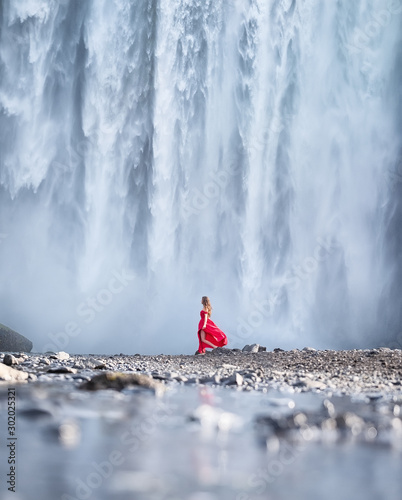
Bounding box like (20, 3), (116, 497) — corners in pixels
(1, 347), (401, 396)
(1, 347), (402, 500)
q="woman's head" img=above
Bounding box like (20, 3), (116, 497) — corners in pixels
(201, 296), (212, 316)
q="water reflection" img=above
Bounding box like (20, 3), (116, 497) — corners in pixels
(0, 384), (401, 499)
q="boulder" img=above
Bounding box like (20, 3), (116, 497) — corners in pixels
(0, 323), (33, 353)
(79, 372), (165, 395)
(0, 363), (29, 382)
(242, 344), (260, 353)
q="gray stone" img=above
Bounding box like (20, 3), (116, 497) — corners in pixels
(223, 372), (244, 386)
(72, 363), (85, 369)
(72, 374), (91, 381)
(258, 345), (267, 352)
(0, 363), (29, 382)
(242, 344), (260, 353)
(80, 372), (165, 395)
(199, 374), (221, 384)
(302, 347), (317, 352)
(210, 347), (228, 355)
(3, 354), (19, 366)
(292, 378), (326, 390)
(305, 379), (326, 390)
(47, 366), (77, 374)
(20, 408), (53, 419)
(50, 351), (70, 361)
(242, 371), (261, 383)
(184, 377), (198, 384)
(0, 323), (33, 353)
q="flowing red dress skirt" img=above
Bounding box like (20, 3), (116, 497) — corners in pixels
(197, 310), (228, 353)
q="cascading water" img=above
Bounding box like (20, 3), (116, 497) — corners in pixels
(0, 0), (401, 354)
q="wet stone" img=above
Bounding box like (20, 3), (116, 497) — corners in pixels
(50, 351), (70, 361)
(79, 372), (165, 395)
(0, 363), (29, 382)
(20, 408), (53, 420)
(223, 372), (244, 387)
(199, 374), (221, 385)
(3, 354), (19, 366)
(47, 366), (77, 374)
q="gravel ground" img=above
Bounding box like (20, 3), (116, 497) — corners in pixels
(1, 346), (401, 396)
(1, 347), (402, 500)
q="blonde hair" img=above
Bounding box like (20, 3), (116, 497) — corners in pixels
(201, 296), (212, 317)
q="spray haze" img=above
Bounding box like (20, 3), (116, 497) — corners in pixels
(0, 0), (401, 354)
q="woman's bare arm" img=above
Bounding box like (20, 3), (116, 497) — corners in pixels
(203, 312), (208, 329)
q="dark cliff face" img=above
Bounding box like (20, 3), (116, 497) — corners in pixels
(0, 323), (33, 352)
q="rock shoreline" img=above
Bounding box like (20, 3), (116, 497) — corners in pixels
(1, 347), (401, 396)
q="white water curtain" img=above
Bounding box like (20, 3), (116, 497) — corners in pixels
(0, 0), (401, 353)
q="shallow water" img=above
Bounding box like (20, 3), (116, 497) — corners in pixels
(0, 383), (401, 500)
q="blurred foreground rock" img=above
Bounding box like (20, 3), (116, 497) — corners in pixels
(80, 372), (165, 395)
(0, 363), (29, 382)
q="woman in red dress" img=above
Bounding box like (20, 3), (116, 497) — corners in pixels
(197, 296), (228, 354)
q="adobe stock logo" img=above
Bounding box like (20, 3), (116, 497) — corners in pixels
(42, 269), (135, 352)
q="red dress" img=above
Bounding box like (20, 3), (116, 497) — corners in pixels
(197, 310), (228, 353)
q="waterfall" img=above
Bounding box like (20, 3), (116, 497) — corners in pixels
(0, 0), (401, 354)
